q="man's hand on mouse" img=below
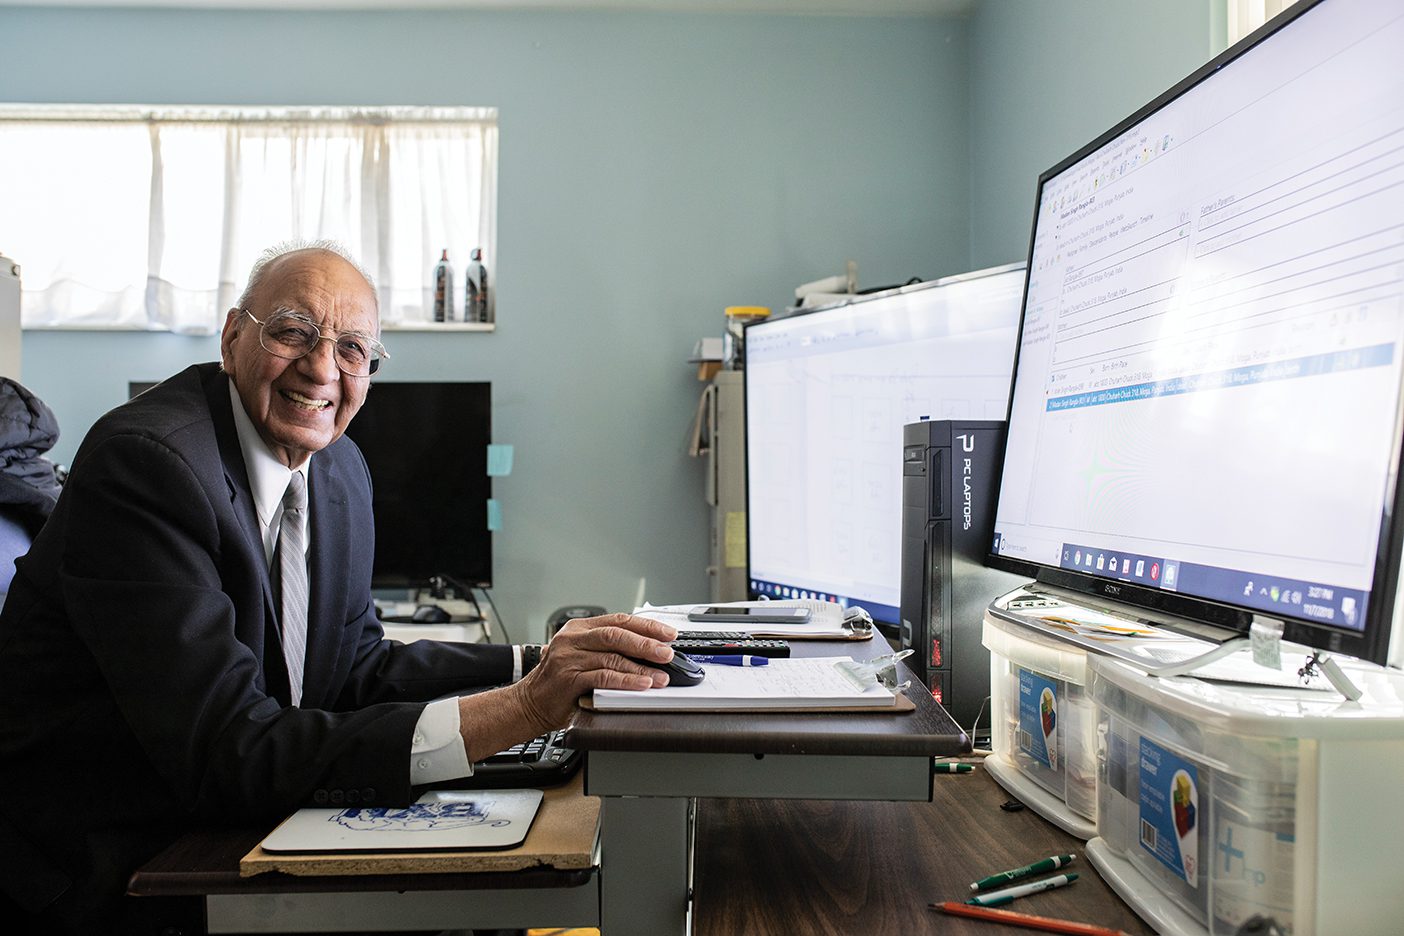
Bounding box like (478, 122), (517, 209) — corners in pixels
(456, 612), (677, 761)
(514, 612), (678, 733)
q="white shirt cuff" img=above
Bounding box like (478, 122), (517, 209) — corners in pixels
(409, 696), (472, 785)
(512, 644), (523, 682)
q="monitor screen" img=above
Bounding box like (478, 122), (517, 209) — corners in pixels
(342, 382), (493, 589)
(990, 0), (1404, 665)
(745, 264), (1026, 624)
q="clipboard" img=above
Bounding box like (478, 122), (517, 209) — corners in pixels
(638, 600), (877, 641)
(744, 622), (875, 641)
(580, 693), (915, 714)
(587, 656), (915, 713)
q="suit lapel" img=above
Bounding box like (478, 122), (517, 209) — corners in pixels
(202, 366), (287, 704)
(304, 452), (352, 708)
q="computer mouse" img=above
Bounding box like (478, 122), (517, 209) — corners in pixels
(632, 650), (706, 687)
(411, 604), (452, 624)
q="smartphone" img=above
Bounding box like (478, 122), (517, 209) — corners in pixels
(685, 606), (812, 624)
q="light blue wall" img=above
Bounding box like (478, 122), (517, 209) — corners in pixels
(968, 0), (1222, 268)
(2, 8), (971, 638)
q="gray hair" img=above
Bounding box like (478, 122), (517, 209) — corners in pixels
(234, 239), (378, 317)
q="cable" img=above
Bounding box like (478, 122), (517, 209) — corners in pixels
(421, 572), (488, 628)
(417, 573), (505, 646)
(426, 574), (486, 620)
(965, 694), (993, 757)
(481, 587), (512, 646)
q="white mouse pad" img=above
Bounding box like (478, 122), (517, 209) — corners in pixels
(259, 788), (544, 852)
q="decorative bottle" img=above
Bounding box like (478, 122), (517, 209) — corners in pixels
(465, 247), (489, 323)
(433, 249), (453, 322)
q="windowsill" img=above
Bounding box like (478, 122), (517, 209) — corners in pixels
(21, 323), (191, 333)
(20, 321), (497, 334)
(383, 321), (495, 332)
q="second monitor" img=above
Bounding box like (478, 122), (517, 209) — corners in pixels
(341, 381), (493, 592)
(744, 263), (1026, 629)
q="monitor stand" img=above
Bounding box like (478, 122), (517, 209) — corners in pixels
(1144, 619), (1363, 702)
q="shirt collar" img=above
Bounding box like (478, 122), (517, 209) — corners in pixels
(227, 379), (310, 529)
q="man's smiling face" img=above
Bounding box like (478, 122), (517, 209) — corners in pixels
(220, 249), (379, 469)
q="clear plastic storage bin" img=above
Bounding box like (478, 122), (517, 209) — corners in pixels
(1088, 652), (1404, 936)
(983, 607), (1099, 834)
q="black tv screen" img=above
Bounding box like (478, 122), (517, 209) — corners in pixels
(343, 382), (493, 589)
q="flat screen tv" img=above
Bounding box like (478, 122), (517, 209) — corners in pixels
(745, 264), (1026, 626)
(989, 0), (1404, 666)
(343, 381), (493, 589)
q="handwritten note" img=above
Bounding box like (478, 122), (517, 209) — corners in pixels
(592, 657), (895, 711)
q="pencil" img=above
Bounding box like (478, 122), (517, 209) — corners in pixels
(929, 900), (1132, 936)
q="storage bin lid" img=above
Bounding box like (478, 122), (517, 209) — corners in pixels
(982, 583), (1210, 683)
(1089, 652), (1404, 740)
(983, 610), (1091, 684)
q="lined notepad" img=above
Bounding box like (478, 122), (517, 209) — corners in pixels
(591, 656), (896, 711)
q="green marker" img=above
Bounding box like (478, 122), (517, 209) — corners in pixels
(967, 872), (1078, 907)
(969, 853), (1076, 891)
(933, 762), (974, 773)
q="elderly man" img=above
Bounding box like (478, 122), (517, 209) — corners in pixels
(0, 243), (677, 934)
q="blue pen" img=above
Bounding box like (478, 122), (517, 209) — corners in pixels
(685, 654), (769, 667)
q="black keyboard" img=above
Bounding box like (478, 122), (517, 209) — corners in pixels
(672, 634), (791, 658)
(435, 728), (581, 789)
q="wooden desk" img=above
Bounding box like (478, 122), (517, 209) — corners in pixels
(129, 775), (600, 934)
(135, 640), (1106, 935)
(130, 767), (1157, 936)
(564, 636), (970, 936)
(692, 766), (1155, 936)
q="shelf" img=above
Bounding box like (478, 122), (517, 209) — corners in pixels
(382, 321), (495, 332)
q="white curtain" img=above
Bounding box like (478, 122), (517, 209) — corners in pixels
(0, 105), (497, 333)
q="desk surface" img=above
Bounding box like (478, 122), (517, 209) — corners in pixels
(692, 765), (1156, 936)
(132, 768), (1157, 936)
(564, 635), (971, 758)
(128, 774), (597, 898)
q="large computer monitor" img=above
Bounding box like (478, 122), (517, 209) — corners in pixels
(342, 382), (493, 590)
(990, 0), (1404, 666)
(745, 264), (1026, 625)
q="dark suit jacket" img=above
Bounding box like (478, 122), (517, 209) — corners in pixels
(0, 363), (513, 926)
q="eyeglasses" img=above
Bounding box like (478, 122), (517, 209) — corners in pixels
(242, 309), (388, 377)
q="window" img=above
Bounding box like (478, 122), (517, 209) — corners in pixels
(0, 105), (497, 332)
(1228, 0), (1302, 45)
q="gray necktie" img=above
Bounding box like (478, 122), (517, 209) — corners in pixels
(278, 472), (309, 706)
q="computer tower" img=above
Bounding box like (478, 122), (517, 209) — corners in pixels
(900, 419), (1023, 742)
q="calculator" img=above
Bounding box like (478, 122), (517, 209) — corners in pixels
(671, 634), (791, 658)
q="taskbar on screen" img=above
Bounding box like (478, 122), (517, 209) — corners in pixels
(747, 578), (899, 625)
(1049, 540), (1369, 633)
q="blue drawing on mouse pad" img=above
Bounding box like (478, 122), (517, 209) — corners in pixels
(331, 799), (511, 831)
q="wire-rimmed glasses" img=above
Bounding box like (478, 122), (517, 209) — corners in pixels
(242, 309), (388, 377)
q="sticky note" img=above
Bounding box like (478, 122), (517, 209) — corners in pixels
(486, 498), (502, 532)
(486, 444), (514, 477)
(724, 511), (747, 568)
